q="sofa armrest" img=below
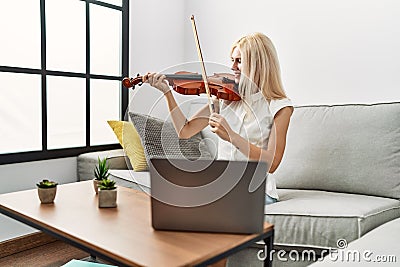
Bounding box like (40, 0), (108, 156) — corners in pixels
(77, 149), (129, 181)
(311, 217), (400, 265)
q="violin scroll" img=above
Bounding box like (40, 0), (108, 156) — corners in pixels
(122, 74), (145, 89)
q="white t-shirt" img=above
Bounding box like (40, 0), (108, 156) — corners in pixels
(217, 92), (293, 199)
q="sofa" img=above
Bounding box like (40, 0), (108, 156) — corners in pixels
(77, 102), (400, 266)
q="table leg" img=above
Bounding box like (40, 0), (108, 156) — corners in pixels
(264, 229), (274, 267)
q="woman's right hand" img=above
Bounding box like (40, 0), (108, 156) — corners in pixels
(145, 73), (171, 94)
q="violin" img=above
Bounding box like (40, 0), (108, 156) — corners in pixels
(122, 71), (241, 101)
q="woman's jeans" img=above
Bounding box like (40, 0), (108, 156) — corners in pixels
(265, 194), (278, 205)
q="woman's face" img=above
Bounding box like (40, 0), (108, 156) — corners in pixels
(231, 47), (242, 84)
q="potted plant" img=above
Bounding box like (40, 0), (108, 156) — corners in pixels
(93, 157), (110, 194)
(36, 179), (58, 204)
(98, 178), (117, 208)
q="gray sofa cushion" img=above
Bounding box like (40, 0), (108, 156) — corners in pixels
(129, 112), (212, 163)
(186, 98), (219, 158)
(77, 149), (128, 181)
(265, 189), (400, 249)
(273, 102), (400, 199)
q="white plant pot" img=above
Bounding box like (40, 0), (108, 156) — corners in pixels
(38, 187), (57, 204)
(98, 188), (117, 208)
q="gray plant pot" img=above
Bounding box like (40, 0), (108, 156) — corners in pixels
(98, 188), (117, 208)
(37, 187), (57, 204)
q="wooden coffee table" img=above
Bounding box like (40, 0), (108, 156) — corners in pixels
(0, 181), (274, 267)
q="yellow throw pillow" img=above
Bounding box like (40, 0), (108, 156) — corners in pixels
(107, 120), (148, 171)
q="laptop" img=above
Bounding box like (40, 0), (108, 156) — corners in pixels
(149, 158), (268, 234)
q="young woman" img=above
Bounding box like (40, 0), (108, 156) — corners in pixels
(146, 32), (293, 204)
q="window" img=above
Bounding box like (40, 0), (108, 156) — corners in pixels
(0, 0), (129, 164)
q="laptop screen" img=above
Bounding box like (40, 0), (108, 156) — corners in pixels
(149, 158), (268, 233)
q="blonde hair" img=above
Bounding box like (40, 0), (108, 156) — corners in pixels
(231, 32), (287, 100)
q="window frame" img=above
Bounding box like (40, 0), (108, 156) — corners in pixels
(0, 0), (129, 165)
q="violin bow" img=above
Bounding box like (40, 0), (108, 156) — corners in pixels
(190, 15), (215, 113)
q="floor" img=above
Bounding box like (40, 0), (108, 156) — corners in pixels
(0, 240), (90, 267)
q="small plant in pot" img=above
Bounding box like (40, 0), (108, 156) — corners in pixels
(93, 157), (110, 194)
(98, 178), (117, 208)
(36, 179), (58, 204)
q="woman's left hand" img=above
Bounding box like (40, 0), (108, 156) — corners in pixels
(209, 113), (235, 142)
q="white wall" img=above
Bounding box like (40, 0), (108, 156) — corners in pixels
(184, 0), (400, 105)
(127, 0), (188, 119)
(127, 0), (400, 115)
